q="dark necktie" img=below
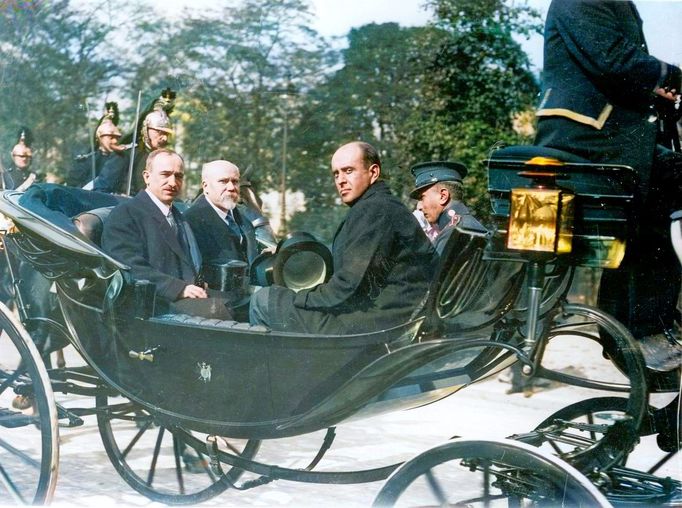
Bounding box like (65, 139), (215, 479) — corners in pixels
(226, 210), (244, 245)
(167, 210), (188, 253)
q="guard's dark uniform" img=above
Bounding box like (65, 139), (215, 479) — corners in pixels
(1, 164), (34, 191)
(251, 181), (436, 334)
(534, 0), (682, 338)
(92, 146), (148, 194)
(432, 201), (486, 256)
(67, 150), (117, 188)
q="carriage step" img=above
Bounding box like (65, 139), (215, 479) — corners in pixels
(0, 407), (37, 428)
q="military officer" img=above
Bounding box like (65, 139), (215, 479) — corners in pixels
(93, 93), (174, 195)
(3, 127), (36, 191)
(69, 102), (124, 188)
(410, 161), (487, 255)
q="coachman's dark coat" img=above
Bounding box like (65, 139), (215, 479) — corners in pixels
(263, 181), (436, 335)
(534, 0), (682, 338)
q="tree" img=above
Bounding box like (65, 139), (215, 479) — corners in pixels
(0, 0), (123, 178)
(288, 23), (431, 240)
(126, 0), (332, 200)
(408, 0), (543, 216)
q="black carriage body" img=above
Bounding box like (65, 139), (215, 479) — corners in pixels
(0, 186), (539, 440)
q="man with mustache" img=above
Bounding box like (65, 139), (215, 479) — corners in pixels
(184, 160), (259, 266)
(102, 148), (206, 309)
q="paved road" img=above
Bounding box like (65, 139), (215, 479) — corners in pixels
(10, 337), (677, 508)
(1, 327), (679, 508)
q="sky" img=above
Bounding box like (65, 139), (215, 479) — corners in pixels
(154, 0), (682, 71)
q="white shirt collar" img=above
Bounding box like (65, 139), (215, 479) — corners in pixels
(145, 189), (172, 217)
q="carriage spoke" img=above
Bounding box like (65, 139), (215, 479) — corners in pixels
(425, 469), (448, 506)
(482, 460), (490, 508)
(121, 419), (154, 460)
(172, 434), (186, 495)
(0, 460), (27, 505)
(0, 437), (41, 468)
(146, 427), (165, 486)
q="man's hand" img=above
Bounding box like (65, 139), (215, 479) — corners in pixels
(182, 284), (208, 299)
(655, 87), (679, 101)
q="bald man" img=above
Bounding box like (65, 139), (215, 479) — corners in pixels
(184, 160), (259, 266)
(250, 141), (436, 334)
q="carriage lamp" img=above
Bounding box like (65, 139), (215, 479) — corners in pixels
(506, 158), (574, 255)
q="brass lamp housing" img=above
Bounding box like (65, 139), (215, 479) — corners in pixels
(506, 158), (574, 255)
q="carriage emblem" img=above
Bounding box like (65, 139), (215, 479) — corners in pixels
(197, 362), (212, 383)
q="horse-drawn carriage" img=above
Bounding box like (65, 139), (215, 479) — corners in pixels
(0, 146), (679, 506)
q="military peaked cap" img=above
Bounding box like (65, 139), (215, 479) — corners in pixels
(410, 161), (467, 199)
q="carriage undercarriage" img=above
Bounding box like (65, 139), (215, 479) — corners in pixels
(0, 148), (680, 506)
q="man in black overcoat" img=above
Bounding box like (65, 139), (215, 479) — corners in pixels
(250, 141), (436, 335)
(184, 160), (259, 266)
(101, 149), (206, 307)
(534, 0), (682, 341)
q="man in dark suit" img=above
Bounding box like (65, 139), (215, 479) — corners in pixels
(184, 160), (259, 266)
(102, 149), (206, 307)
(250, 141), (436, 335)
(410, 161), (487, 256)
(534, 0), (682, 341)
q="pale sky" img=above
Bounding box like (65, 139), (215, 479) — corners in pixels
(151, 0), (682, 70)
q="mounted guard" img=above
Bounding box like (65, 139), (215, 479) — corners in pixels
(69, 101), (124, 188)
(91, 88), (175, 195)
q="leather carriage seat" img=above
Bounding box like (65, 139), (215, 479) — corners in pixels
(72, 206), (114, 246)
(489, 145), (589, 163)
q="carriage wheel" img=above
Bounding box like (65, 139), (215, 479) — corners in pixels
(95, 392), (260, 505)
(373, 438), (610, 507)
(531, 397), (682, 505)
(522, 303), (649, 471)
(0, 301), (59, 504)
(530, 396), (634, 464)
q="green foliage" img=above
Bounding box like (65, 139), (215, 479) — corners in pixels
(127, 0), (333, 199)
(0, 0), (541, 236)
(0, 0), (122, 177)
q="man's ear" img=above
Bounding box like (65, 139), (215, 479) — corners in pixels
(439, 187), (450, 205)
(368, 163), (381, 184)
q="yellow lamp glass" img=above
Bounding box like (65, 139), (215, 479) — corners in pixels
(507, 188), (574, 254)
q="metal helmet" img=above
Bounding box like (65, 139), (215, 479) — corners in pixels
(96, 117), (121, 139)
(11, 128), (33, 169)
(95, 102), (121, 139)
(142, 109), (173, 148)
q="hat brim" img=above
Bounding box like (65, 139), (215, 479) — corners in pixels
(148, 127), (174, 135)
(409, 182), (434, 200)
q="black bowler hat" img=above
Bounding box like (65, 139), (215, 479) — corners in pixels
(409, 161), (467, 199)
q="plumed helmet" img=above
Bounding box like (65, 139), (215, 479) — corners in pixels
(143, 109), (173, 134)
(11, 127), (33, 157)
(142, 108), (173, 149)
(11, 127), (33, 168)
(96, 118), (121, 139)
(94, 102), (121, 144)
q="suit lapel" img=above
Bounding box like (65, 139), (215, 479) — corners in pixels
(137, 192), (193, 266)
